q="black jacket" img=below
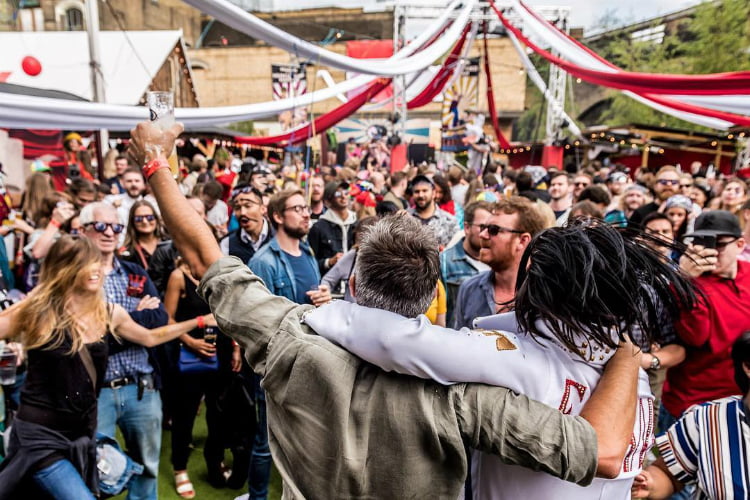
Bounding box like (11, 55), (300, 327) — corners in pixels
(308, 210), (357, 273)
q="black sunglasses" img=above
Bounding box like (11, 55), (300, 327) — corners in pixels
(85, 221), (124, 234)
(133, 214), (156, 223)
(479, 224), (524, 236)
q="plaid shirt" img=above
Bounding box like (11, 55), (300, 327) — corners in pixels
(103, 258), (153, 381)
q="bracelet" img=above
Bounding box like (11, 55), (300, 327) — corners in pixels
(196, 315), (206, 329)
(49, 219), (61, 229)
(143, 158), (170, 180)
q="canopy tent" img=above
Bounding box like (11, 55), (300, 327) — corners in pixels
(0, 31), (191, 105)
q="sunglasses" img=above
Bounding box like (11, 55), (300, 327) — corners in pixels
(231, 185), (262, 200)
(574, 182), (589, 187)
(657, 179), (680, 186)
(133, 214), (156, 223)
(85, 221), (124, 234)
(479, 224), (524, 236)
(716, 238), (740, 250)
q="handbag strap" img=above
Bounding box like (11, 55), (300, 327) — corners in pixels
(79, 343), (97, 391)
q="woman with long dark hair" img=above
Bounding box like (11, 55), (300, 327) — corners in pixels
(0, 236), (216, 499)
(120, 200), (166, 271)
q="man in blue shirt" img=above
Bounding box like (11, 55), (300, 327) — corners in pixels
(82, 202), (168, 500)
(247, 188), (331, 500)
(453, 197), (547, 329)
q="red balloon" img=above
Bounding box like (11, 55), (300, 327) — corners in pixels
(21, 56), (42, 76)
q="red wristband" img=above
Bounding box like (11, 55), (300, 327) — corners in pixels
(143, 158), (170, 180)
(49, 219), (61, 229)
(196, 315), (206, 329)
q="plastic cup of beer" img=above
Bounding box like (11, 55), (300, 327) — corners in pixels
(146, 91), (175, 131)
(0, 349), (18, 385)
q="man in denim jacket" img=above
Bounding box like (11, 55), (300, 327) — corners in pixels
(246, 188), (331, 499)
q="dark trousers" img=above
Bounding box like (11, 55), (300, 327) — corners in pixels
(170, 370), (223, 471)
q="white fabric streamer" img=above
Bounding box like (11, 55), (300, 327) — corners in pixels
(508, 0), (743, 129)
(0, 0), (470, 130)
(183, 0), (475, 76)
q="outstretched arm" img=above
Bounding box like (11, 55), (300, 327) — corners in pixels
(128, 121), (221, 280)
(579, 339), (642, 478)
(111, 303), (216, 347)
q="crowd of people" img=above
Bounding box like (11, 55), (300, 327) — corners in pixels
(0, 119), (747, 500)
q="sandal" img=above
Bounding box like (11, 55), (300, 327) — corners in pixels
(174, 470), (196, 499)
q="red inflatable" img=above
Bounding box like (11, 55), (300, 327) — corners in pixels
(21, 56), (42, 76)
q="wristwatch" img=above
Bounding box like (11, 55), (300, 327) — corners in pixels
(649, 354), (661, 371)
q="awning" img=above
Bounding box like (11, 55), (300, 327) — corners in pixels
(0, 30), (183, 105)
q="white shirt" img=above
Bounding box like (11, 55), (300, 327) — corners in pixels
(219, 220), (269, 256)
(304, 304), (654, 500)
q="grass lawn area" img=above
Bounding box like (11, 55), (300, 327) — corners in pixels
(115, 402), (282, 500)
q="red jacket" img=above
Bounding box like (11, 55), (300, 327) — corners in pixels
(663, 260), (750, 416)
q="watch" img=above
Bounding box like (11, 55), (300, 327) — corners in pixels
(649, 354), (661, 371)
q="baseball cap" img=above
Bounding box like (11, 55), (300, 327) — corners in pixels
(410, 174), (434, 188)
(684, 210), (742, 239)
(323, 181), (349, 201)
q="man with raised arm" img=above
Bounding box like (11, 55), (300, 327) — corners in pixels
(129, 121), (643, 498)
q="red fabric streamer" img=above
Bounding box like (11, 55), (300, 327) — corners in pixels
(236, 79), (391, 146)
(407, 25), (470, 109)
(482, 22), (512, 149)
(489, 0), (750, 96)
(515, 0), (750, 128)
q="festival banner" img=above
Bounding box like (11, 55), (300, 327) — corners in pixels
(272, 63), (308, 131)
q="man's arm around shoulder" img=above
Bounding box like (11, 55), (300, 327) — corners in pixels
(457, 383), (598, 486)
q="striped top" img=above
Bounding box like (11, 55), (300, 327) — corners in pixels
(657, 395), (750, 500)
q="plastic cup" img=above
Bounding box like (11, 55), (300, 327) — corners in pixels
(147, 91), (175, 131)
(0, 349), (18, 385)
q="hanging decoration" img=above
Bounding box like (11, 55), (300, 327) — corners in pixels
(21, 56), (42, 76)
(182, 0), (475, 76)
(481, 22), (512, 149)
(492, 0), (750, 129)
(235, 79), (391, 146)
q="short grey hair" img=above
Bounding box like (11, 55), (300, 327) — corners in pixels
(79, 201), (121, 225)
(354, 215), (439, 318)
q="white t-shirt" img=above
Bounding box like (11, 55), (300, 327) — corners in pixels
(304, 304), (654, 500)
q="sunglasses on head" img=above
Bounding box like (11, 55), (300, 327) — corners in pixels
(479, 224), (524, 236)
(85, 221), (124, 234)
(134, 214), (156, 223)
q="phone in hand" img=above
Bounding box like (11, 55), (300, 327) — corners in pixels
(692, 235), (716, 249)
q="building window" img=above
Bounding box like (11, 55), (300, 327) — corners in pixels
(64, 7), (84, 31)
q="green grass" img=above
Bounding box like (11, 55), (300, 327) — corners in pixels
(115, 402), (283, 499)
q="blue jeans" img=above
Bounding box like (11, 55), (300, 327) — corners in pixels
(248, 375), (271, 500)
(97, 384), (162, 500)
(32, 458), (96, 500)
